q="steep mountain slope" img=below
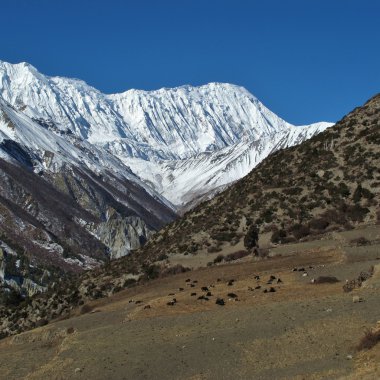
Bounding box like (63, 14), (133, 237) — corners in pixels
(134, 124), (328, 206)
(134, 93), (380, 263)
(0, 61), (332, 206)
(0, 97), (176, 298)
(0, 94), (377, 339)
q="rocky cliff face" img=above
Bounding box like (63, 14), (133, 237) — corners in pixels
(0, 97), (177, 301)
(97, 210), (154, 259)
(0, 249), (5, 282)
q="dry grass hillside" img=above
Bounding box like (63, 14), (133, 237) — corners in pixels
(139, 93), (380, 262)
(1, 225), (380, 379)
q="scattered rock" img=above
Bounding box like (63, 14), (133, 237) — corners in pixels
(197, 295), (209, 301)
(227, 293), (237, 298)
(343, 269), (374, 293)
(201, 286), (209, 292)
(353, 295), (363, 303)
(215, 298), (225, 306)
(191, 292), (197, 296)
(144, 305), (151, 309)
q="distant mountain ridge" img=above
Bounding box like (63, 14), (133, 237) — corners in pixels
(0, 61), (333, 206)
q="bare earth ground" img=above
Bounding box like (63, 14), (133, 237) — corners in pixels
(0, 225), (379, 380)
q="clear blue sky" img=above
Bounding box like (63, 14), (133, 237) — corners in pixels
(1, 0), (379, 124)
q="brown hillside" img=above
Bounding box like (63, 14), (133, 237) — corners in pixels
(139, 93), (380, 262)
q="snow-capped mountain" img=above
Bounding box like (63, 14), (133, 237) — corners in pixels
(0, 60), (333, 301)
(0, 96), (176, 273)
(0, 61), (333, 207)
(0, 96), (173, 210)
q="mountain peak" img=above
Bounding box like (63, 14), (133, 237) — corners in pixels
(0, 60), (39, 75)
(0, 60), (332, 207)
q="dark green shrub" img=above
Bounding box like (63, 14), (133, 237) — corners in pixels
(309, 218), (330, 230)
(0, 288), (24, 308)
(350, 237), (370, 246)
(353, 183), (363, 203)
(143, 264), (160, 279)
(160, 264), (190, 277)
(346, 205), (369, 222)
(244, 225), (259, 250)
(271, 229), (287, 244)
(213, 254), (225, 264)
(338, 182), (350, 198)
(225, 250), (250, 262)
(292, 224), (310, 240)
(157, 253), (168, 261)
(80, 304), (93, 314)
(314, 276), (339, 284)
(123, 278), (137, 287)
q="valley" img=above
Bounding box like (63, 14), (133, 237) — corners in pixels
(0, 60), (332, 304)
(0, 225), (379, 379)
(1, 2), (379, 379)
